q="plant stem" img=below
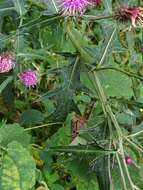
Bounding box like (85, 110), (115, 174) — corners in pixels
(92, 71), (135, 190)
(127, 130), (143, 138)
(91, 28), (116, 69)
(116, 153), (128, 190)
(83, 14), (115, 20)
(68, 56), (79, 88)
(125, 137), (143, 153)
(66, 22), (139, 189)
(24, 122), (63, 131)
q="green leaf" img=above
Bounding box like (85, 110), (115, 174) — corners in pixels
(40, 60), (81, 128)
(62, 157), (99, 190)
(46, 126), (70, 146)
(0, 0), (15, 16)
(97, 69), (133, 98)
(67, 26), (95, 63)
(0, 123), (30, 147)
(116, 112), (135, 126)
(0, 76), (13, 95)
(82, 70), (133, 98)
(20, 109), (44, 125)
(80, 72), (97, 96)
(76, 180), (99, 190)
(0, 141), (36, 190)
(50, 184), (64, 190)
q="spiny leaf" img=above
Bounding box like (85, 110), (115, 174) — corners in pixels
(0, 76), (13, 95)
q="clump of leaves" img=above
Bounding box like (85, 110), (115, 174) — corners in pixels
(0, 0), (143, 190)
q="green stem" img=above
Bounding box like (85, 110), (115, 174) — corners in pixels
(92, 28), (116, 69)
(0, 7), (15, 12)
(24, 122), (63, 131)
(92, 71), (135, 190)
(116, 153), (128, 190)
(68, 56), (79, 88)
(127, 130), (143, 138)
(83, 14), (115, 20)
(125, 137), (143, 153)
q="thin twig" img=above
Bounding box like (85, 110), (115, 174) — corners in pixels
(83, 14), (115, 20)
(24, 122), (63, 131)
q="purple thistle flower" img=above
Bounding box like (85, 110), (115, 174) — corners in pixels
(19, 70), (38, 87)
(0, 52), (15, 73)
(125, 156), (134, 165)
(58, 0), (89, 16)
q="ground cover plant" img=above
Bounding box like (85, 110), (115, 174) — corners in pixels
(0, 0), (143, 189)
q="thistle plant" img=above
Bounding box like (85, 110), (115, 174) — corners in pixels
(0, 1), (143, 190)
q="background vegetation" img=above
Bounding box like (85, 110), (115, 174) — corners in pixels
(0, 0), (143, 189)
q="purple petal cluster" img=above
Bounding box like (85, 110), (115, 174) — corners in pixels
(0, 52), (15, 73)
(19, 70), (38, 87)
(58, 0), (102, 16)
(58, 0), (89, 16)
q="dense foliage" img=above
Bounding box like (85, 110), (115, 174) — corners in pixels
(0, 0), (143, 189)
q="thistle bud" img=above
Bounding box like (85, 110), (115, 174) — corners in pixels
(0, 52), (15, 73)
(115, 5), (143, 28)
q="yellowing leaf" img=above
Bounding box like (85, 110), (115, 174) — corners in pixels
(0, 141), (36, 190)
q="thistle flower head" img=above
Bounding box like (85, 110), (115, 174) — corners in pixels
(125, 156), (134, 165)
(115, 5), (143, 27)
(58, 0), (89, 16)
(19, 70), (38, 87)
(0, 52), (15, 73)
